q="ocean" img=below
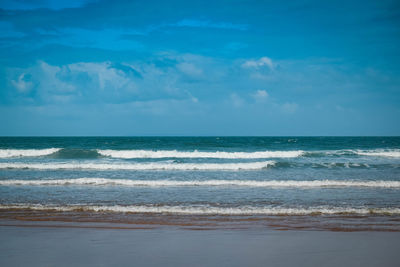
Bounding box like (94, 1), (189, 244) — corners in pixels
(0, 136), (399, 231)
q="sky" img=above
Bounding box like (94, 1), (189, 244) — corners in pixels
(0, 0), (399, 136)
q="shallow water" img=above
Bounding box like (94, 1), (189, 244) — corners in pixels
(0, 137), (399, 230)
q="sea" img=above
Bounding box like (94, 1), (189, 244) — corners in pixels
(0, 136), (399, 231)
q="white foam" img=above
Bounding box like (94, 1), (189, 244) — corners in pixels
(97, 149), (304, 159)
(312, 162), (371, 169)
(0, 148), (60, 158)
(1, 178), (400, 188)
(0, 161), (275, 171)
(1, 204), (399, 215)
(356, 149), (400, 158)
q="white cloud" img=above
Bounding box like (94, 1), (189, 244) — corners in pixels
(176, 62), (203, 77)
(251, 90), (269, 102)
(38, 61), (76, 93)
(11, 73), (34, 93)
(68, 62), (137, 92)
(9, 61), (142, 103)
(242, 57), (274, 70)
(10, 61), (76, 97)
(8, 56), (213, 105)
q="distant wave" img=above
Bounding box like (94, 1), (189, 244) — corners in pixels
(304, 149), (400, 158)
(279, 161), (400, 169)
(97, 149), (304, 159)
(1, 178), (400, 188)
(310, 162), (372, 169)
(1, 204), (399, 215)
(273, 161), (398, 169)
(0, 161), (274, 171)
(0, 148), (60, 158)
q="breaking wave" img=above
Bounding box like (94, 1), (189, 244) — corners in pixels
(355, 149), (400, 158)
(1, 178), (400, 188)
(0, 161), (275, 171)
(1, 148), (399, 159)
(304, 149), (400, 158)
(0, 148), (60, 158)
(1, 204), (399, 215)
(97, 149), (304, 159)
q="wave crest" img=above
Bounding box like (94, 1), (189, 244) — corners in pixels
(97, 149), (304, 159)
(1, 204), (399, 215)
(355, 149), (400, 158)
(1, 178), (400, 188)
(0, 161), (275, 171)
(0, 148), (60, 158)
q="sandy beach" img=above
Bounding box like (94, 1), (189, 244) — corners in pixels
(1, 221), (400, 267)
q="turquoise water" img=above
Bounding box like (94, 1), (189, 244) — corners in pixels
(0, 137), (399, 223)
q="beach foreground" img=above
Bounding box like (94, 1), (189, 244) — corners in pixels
(1, 222), (400, 267)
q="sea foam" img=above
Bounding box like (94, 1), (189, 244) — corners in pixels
(355, 149), (400, 158)
(97, 149), (304, 159)
(0, 148), (60, 158)
(1, 178), (400, 188)
(0, 161), (275, 171)
(1, 204), (399, 215)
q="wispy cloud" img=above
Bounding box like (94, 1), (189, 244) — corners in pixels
(251, 90), (269, 102)
(242, 57), (274, 70)
(11, 73), (33, 93)
(176, 62), (203, 77)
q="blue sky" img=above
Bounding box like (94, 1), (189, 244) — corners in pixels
(0, 0), (399, 135)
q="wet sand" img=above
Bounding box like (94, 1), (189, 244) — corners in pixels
(1, 221), (400, 266)
(2, 209), (400, 231)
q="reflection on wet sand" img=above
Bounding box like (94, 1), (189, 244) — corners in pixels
(1, 209), (399, 231)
